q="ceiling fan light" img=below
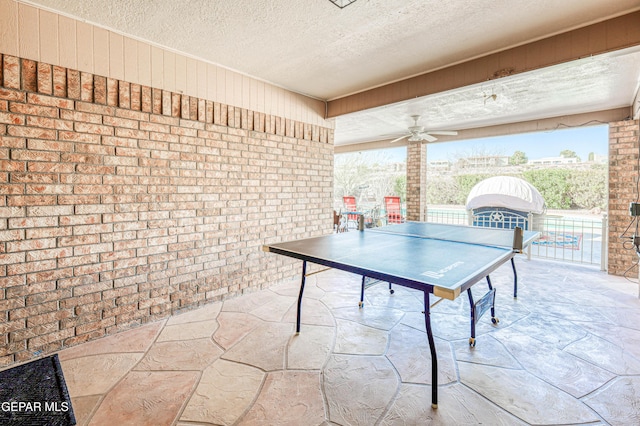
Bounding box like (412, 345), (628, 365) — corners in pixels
(389, 115), (458, 145)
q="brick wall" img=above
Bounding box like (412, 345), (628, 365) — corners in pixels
(608, 119), (640, 277)
(0, 54), (334, 367)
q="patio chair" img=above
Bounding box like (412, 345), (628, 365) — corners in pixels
(333, 210), (348, 233)
(366, 205), (382, 228)
(342, 196), (359, 228)
(383, 196), (404, 224)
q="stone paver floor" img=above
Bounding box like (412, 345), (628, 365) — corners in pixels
(52, 258), (640, 425)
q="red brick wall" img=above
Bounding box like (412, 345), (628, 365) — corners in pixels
(0, 54), (334, 366)
(608, 119), (640, 277)
(406, 143), (426, 221)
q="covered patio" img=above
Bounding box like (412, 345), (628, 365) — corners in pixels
(57, 258), (640, 425)
(1, 1), (640, 425)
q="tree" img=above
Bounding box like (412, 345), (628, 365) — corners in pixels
(394, 175), (407, 202)
(425, 175), (459, 205)
(334, 153), (370, 202)
(509, 150), (528, 165)
(560, 150), (580, 162)
(334, 151), (405, 208)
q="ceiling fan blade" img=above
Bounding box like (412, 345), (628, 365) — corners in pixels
(421, 133), (438, 143)
(389, 134), (410, 144)
(427, 130), (458, 136)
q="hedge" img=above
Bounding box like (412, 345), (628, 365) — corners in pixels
(426, 166), (607, 210)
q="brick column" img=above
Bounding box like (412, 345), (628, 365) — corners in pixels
(406, 142), (427, 221)
(608, 119), (640, 276)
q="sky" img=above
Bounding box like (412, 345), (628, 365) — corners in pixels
(373, 124), (609, 163)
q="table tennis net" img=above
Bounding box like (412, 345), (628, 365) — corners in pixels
(369, 222), (524, 251)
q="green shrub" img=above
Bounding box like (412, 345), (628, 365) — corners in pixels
(454, 174), (492, 204)
(426, 168), (607, 210)
(566, 166), (607, 210)
(426, 176), (459, 204)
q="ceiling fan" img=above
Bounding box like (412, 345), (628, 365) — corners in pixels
(390, 115), (458, 143)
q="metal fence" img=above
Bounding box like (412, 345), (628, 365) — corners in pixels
(530, 214), (607, 269)
(426, 208), (608, 270)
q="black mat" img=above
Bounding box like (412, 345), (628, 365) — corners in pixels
(0, 354), (76, 425)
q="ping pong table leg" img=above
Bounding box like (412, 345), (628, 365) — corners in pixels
(296, 261), (307, 333)
(467, 278), (499, 348)
(423, 291), (438, 409)
(467, 289), (476, 347)
(360, 278), (394, 308)
(511, 257), (518, 298)
(486, 276), (497, 324)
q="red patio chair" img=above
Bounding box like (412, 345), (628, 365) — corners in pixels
(343, 196), (358, 228)
(384, 196), (404, 224)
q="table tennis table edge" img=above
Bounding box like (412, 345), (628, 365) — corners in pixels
(264, 244), (466, 300)
(262, 243), (518, 301)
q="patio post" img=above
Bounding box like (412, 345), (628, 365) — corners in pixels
(406, 142), (427, 221)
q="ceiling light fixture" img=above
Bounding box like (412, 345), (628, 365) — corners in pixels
(329, 0), (358, 8)
(483, 93), (498, 104)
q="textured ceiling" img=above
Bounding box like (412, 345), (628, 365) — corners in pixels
(336, 48), (640, 145)
(24, 0), (640, 146)
(24, 0), (640, 99)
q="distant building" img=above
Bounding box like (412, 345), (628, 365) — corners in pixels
(589, 153), (607, 164)
(528, 156), (579, 165)
(429, 160), (451, 170)
(458, 156), (510, 169)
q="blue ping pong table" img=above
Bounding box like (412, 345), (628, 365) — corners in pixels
(262, 221), (539, 408)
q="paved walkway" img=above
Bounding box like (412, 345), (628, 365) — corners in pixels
(56, 258), (640, 425)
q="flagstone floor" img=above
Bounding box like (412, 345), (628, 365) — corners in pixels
(55, 258), (640, 425)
